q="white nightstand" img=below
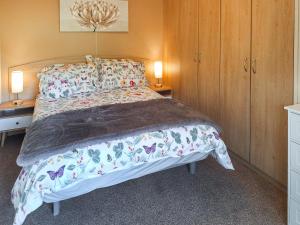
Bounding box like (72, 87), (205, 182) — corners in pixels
(0, 100), (35, 147)
(285, 104), (300, 225)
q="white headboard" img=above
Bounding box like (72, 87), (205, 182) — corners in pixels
(8, 55), (155, 100)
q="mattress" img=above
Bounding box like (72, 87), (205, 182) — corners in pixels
(12, 86), (234, 225)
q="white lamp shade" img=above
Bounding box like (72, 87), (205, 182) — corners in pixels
(11, 71), (24, 94)
(154, 61), (163, 79)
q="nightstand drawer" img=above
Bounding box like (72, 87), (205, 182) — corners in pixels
(0, 116), (32, 131)
(291, 142), (300, 174)
(291, 171), (300, 202)
(290, 199), (300, 225)
(290, 113), (300, 143)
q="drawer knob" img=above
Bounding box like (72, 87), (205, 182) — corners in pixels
(16, 122), (19, 125)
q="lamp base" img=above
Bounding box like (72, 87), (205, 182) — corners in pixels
(155, 83), (163, 88)
(13, 100), (24, 106)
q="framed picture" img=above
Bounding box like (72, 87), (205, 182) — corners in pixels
(60, 0), (128, 32)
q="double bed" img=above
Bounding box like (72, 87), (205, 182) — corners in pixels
(10, 57), (233, 225)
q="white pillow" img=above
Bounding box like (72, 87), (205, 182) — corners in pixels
(86, 55), (148, 90)
(38, 63), (98, 99)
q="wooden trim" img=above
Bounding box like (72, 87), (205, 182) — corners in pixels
(229, 150), (287, 193)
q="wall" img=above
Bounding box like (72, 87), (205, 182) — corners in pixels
(0, 0), (164, 102)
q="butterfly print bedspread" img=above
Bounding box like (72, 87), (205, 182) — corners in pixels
(17, 98), (221, 167)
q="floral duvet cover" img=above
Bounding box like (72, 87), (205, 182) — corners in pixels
(12, 87), (234, 225)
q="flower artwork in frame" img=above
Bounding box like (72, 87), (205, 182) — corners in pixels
(60, 0), (128, 32)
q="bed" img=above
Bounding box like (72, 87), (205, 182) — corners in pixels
(11, 56), (234, 225)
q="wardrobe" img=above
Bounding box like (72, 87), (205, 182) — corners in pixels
(163, 0), (294, 186)
(163, 0), (221, 122)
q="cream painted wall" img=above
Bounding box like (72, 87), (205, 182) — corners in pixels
(0, 0), (164, 102)
(0, 42), (2, 102)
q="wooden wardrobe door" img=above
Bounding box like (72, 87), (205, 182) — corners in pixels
(220, 0), (252, 161)
(178, 0), (199, 108)
(251, 0), (294, 185)
(163, 0), (181, 99)
(197, 0), (221, 122)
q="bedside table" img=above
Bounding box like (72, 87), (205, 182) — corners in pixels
(150, 85), (172, 98)
(0, 100), (35, 147)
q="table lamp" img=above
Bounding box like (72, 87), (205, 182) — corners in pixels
(11, 71), (24, 106)
(154, 61), (163, 88)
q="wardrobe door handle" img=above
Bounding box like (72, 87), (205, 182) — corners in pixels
(252, 59), (257, 74)
(198, 52), (202, 64)
(193, 53), (198, 63)
(244, 57), (248, 72)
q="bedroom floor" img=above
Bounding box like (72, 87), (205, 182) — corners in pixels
(0, 135), (286, 225)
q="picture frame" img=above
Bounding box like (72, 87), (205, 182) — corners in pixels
(60, 0), (128, 32)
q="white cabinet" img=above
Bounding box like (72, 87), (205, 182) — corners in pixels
(285, 105), (300, 225)
(0, 100), (35, 147)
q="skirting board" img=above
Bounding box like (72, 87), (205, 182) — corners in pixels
(229, 150), (287, 193)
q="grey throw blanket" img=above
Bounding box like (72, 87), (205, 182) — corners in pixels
(17, 99), (220, 167)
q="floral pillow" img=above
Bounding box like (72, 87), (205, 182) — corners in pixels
(86, 55), (148, 90)
(38, 63), (98, 99)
